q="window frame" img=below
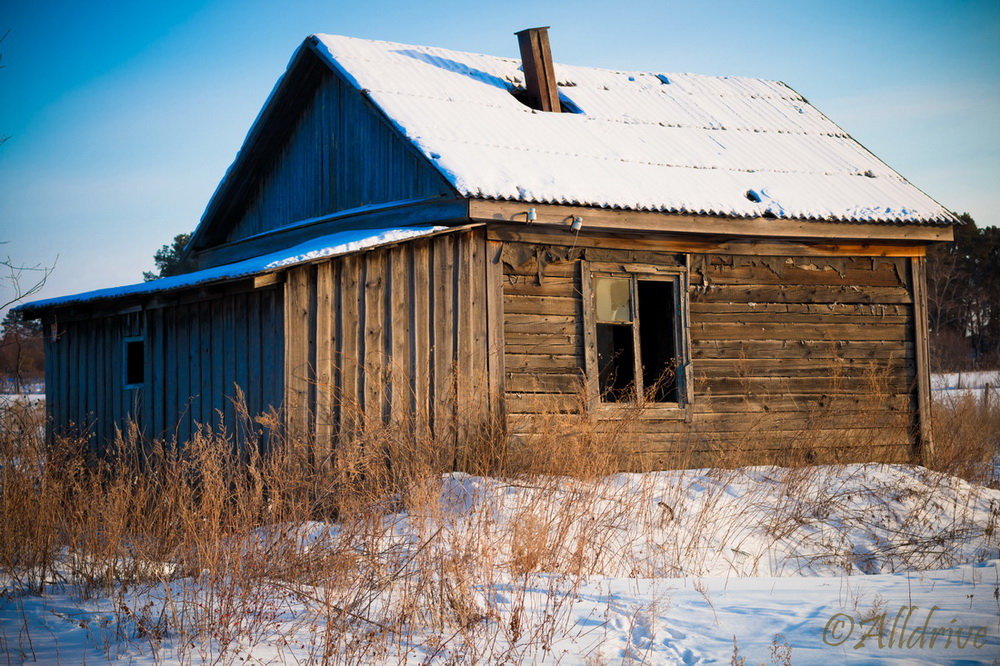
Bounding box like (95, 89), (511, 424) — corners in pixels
(581, 260), (692, 420)
(122, 335), (145, 390)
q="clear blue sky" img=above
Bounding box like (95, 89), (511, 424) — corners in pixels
(1, 0), (997, 311)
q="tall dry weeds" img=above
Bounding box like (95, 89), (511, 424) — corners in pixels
(0, 366), (997, 663)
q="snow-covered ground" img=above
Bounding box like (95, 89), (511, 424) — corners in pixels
(0, 393), (44, 406)
(3, 560), (997, 664)
(932, 370), (1000, 404)
(2, 464), (998, 664)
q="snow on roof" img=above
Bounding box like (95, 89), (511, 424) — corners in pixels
(311, 34), (953, 225)
(17, 226), (444, 312)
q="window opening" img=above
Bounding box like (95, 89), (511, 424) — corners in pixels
(124, 338), (144, 387)
(593, 274), (681, 404)
(637, 280), (678, 403)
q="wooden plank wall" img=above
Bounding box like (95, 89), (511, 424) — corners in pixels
(44, 311), (142, 451)
(500, 238), (919, 467)
(283, 229), (495, 465)
(223, 69), (453, 245)
(43, 286), (284, 452)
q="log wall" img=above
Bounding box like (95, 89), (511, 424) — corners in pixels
(499, 236), (920, 467)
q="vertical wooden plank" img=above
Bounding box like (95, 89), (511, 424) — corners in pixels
(389, 245), (411, 425)
(579, 260), (599, 415)
(339, 254), (361, 435)
(234, 293), (251, 446)
(178, 305), (192, 444)
(152, 308), (165, 440)
(246, 292), (262, 428)
(260, 289), (283, 439)
(101, 317), (113, 447)
(42, 317), (54, 439)
(199, 300), (213, 431)
(284, 267), (312, 440)
(485, 238), (506, 426)
(109, 316), (121, 437)
(432, 234), (456, 450)
(364, 250), (387, 423)
(315, 262), (335, 458)
(328, 262), (342, 446)
(76, 320), (85, 439)
(222, 294), (237, 435)
(910, 256), (934, 463)
(411, 241), (431, 438)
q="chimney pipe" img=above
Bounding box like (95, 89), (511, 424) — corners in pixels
(515, 27), (560, 112)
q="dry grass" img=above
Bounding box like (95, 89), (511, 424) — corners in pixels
(0, 375), (997, 663)
(927, 392), (1000, 487)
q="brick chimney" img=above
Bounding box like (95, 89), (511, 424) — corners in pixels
(515, 27), (560, 112)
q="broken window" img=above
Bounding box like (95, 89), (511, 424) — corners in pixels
(591, 271), (685, 405)
(124, 337), (144, 387)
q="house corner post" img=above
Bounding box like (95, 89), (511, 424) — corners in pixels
(911, 255), (935, 465)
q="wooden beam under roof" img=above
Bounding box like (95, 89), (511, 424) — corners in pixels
(469, 200), (955, 243)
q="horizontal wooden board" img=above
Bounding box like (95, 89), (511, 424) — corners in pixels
(506, 342), (582, 356)
(691, 285), (913, 304)
(692, 263), (907, 288)
(694, 358), (913, 378)
(475, 201), (952, 242)
(689, 302), (911, 316)
(694, 375), (912, 396)
(692, 312), (910, 325)
(691, 322), (911, 342)
(618, 426), (911, 449)
(503, 294), (579, 316)
(691, 340), (914, 360)
(504, 353), (582, 372)
(504, 325), (579, 341)
(690, 393), (913, 413)
(501, 275), (578, 297)
(505, 392), (582, 414)
(506, 372), (585, 394)
(502, 260), (577, 278)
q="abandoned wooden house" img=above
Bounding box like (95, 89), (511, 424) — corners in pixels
(19, 28), (958, 466)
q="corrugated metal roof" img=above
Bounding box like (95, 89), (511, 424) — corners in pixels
(312, 34), (954, 225)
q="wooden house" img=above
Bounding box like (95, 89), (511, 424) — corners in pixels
(19, 29), (958, 466)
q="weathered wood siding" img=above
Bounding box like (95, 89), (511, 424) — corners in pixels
(499, 237), (919, 467)
(43, 285), (284, 451)
(222, 69), (453, 245)
(43, 311), (143, 451)
(283, 229), (497, 462)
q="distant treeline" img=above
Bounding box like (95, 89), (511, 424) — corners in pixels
(927, 213), (1000, 371)
(0, 310), (43, 393)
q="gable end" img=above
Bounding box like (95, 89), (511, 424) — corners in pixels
(188, 41), (458, 256)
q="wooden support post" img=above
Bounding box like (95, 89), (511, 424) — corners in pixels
(910, 256), (934, 464)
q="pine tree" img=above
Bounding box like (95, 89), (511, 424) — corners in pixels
(143, 233), (192, 281)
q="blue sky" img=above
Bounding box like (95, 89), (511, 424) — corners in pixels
(1, 0), (997, 311)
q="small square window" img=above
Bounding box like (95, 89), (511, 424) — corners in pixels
(124, 337), (144, 388)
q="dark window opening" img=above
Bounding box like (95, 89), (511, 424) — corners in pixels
(592, 274), (682, 405)
(637, 280), (679, 403)
(597, 323), (636, 402)
(125, 339), (144, 386)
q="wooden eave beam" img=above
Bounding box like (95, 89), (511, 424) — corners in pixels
(189, 197), (471, 270)
(469, 200), (955, 244)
